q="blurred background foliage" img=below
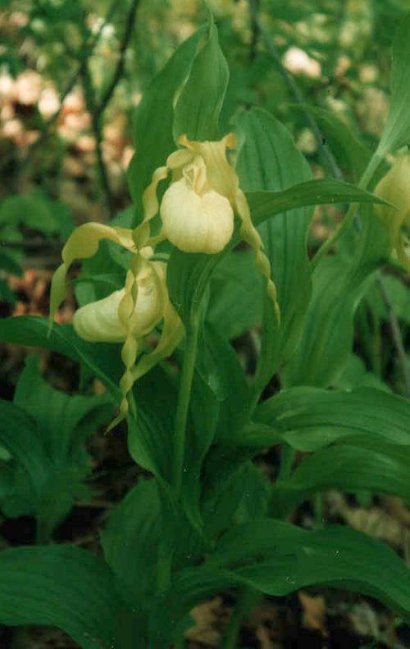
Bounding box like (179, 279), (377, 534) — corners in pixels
(1, 0), (410, 222)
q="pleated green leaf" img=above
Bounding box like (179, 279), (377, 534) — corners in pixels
(290, 105), (371, 180)
(101, 479), (160, 608)
(274, 440), (410, 508)
(0, 316), (121, 396)
(235, 108), (312, 386)
(173, 21), (229, 141)
(127, 27), (205, 214)
(0, 545), (124, 649)
(152, 521), (410, 640)
(247, 386), (410, 451)
(283, 211), (389, 387)
(377, 13), (410, 156)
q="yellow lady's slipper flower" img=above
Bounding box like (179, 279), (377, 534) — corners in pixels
(138, 133), (280, 320)
(73, 260), (167, 343)
(49, 223), (183, 428)
(374, 153), (410, 271)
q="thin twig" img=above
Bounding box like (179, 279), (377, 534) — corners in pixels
(247, 0), (343, 180)
(0, 239), (62, 250)
(377, 276), (410, 398)
(249, 0), (410, 398)
(12, 0), (120, 177)
(80, 58), (114, 218)
(79, 0), (141, 218)
(96, 0), (141, 118)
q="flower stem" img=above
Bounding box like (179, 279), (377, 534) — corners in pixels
(172, 314), (200, 497)
(311, 152), (384, 270)
(221, 588), (262, 649)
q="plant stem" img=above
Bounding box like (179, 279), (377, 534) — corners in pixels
(221, 588), (261, 649)
(377, 275), (410, 398)
(311, 152), (384, 269)
(277, 445), (295, 481)
(172, 315), (200, 497)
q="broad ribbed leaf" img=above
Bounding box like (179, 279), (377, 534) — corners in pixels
(15, 355), (112, 458)
(274, 440), (410, 508)
(127, 27), (205, 213)
(247, 386), (410, 451)
(291, 105), (371, 180)
(152, 521), (410, 640)
(127, 367), (176, 484)
(167, 179), (385, 326)
(377, 14), (410, 156)
(206, 250), (263, 339)
(0, 316), (121, 396)
(174, 21), (228, 141)
(0, 400), (48, 490)
(101, 479), (160, 608)
(235, 108), (312, 387)
(0, 545), (124, 649)
(283, 211), (389, 387)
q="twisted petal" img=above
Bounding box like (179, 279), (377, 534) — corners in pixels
(235, 188), (280, 322)
(132, 301), (184, 382)
(49, 223), (135, 321)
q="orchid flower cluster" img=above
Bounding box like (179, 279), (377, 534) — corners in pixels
(50, 134), (279, 425)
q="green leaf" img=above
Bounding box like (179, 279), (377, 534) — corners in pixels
(14, 355), (112, 459)
(173, 21), (229, 141)
(101, 479), (160, 608)
(333, 353), (390, 392)
(377, 14), (410, 155)
(0, 249), (22, 276)
(167, 179), (384, 327)
(203, 326), (249, 444)
(202, 461), (269, 539)
(206, 250), (263, 339)
(182, 326), (249, 527)
(127, 366), (176, 484)
(248, 386), (410, 451)
(153, 522), (410, 639)
(290, 105), (371, 180)
(211, 521), (410, 616)
(0, 545), (124, 649)
(247, 180), (388, 225)
(283, 211), (389, 387)
(364, 274), (410, 325)
(0, 316), (121, 396)
(235, 107), (312, 384)
(0, 400), (48, 493)
(273, 440), (410, 509)
(127, 27), (205, 215)
(0, 193), (73, 236)
(0, 357), (112, 537)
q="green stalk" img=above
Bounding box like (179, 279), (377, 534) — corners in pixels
(172, 313), (200, 497)
(312, 152), (384, 270)
(221, 588), (262, 649)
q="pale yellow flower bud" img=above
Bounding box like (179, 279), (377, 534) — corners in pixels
(374, 153), (410, 271)
(73, 262), (166, 343)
